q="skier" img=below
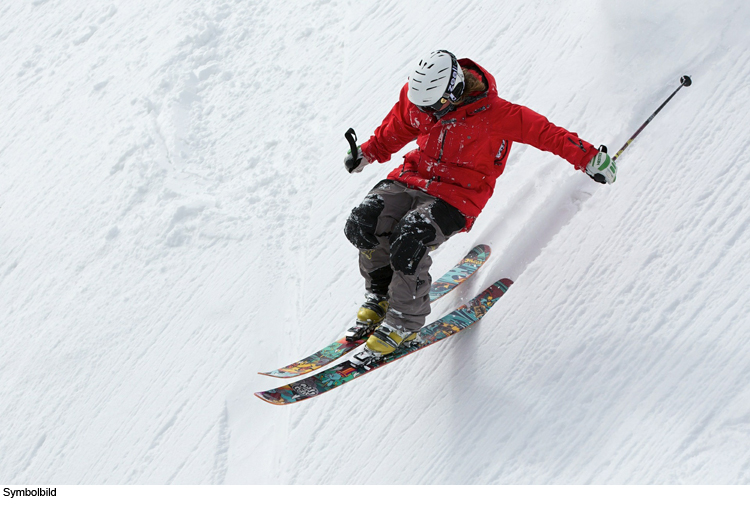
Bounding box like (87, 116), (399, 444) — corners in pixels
(344, 50), (617, 360)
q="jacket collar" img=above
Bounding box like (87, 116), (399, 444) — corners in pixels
(434, 59), (495, 120)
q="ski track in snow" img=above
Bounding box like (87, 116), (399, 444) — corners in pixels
(2, 0), (750, 484)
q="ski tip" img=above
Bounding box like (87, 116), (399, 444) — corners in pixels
(486, 278), (513, 297)
(257, 370), (290, 378)
(254, 391), (286, 405)
(473, 243), (491, 257)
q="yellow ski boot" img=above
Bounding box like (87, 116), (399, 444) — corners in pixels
(364, 321), (418, 356)
(345, 294), (389, 342)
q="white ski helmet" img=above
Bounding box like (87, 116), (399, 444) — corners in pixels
(407, 50), (465, 109)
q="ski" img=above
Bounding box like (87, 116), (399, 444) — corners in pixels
(258, 244), (491, 378)
(255, 277), (512, 405)
(428, 244), (491, 302)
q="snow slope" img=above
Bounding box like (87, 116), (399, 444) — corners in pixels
(2, 0), (750, 484)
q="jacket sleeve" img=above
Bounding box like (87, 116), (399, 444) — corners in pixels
(497, 100), (598, 170)
(360, 83), (421, 164)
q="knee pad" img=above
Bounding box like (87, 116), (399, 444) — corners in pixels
(345, 194), (385, 250)
(389, 211), (436, 275)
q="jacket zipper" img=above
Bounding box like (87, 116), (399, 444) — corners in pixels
(438, 127), (448, 162)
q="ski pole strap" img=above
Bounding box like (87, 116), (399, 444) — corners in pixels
(345, 128), (361, 168)
(613, 75), (692, 162)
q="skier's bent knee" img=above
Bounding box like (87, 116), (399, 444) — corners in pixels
(344, 194), (385, 249)
(389, 212), (436, 275)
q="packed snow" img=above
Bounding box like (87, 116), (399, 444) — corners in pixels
(2, 0), (750, 484)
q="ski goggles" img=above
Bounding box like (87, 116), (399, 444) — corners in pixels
(417, 97), (452, 113)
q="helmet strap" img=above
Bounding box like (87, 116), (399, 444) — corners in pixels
(438, 50), (465, 102)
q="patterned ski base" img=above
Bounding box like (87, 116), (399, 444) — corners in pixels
(255, 278), (512, 405)
(258, 244), (491, 378)
(429, 244), (490, 302)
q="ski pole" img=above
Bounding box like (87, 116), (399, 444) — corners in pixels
(606, 75), (692, 161)
(345, 128), (361, 168)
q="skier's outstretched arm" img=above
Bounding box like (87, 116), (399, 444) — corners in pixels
(498, 100), (616, 184)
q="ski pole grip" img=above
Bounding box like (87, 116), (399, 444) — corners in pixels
(345, 128), (361, 169)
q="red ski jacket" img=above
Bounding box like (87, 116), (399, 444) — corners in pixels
(360, 59), (598, 229)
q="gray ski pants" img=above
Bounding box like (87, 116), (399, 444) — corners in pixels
(344, 180), (466, 331)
